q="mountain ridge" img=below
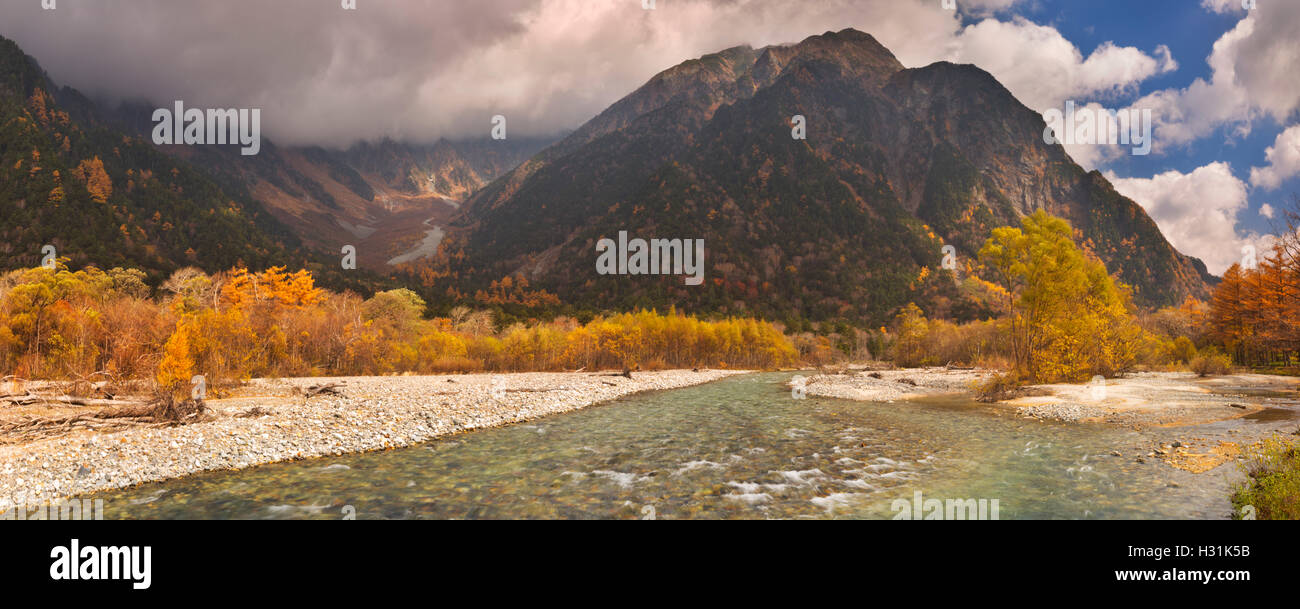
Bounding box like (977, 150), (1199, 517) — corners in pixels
(0, 29), (1213, 323)
(0, 34), (392, 293)
(442, 28), (1212, 321)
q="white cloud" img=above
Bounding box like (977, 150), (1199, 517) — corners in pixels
(1044, 101), (1153, 171)
(1260, 203), (1275, 218)
(1201, 0), (1250, 15)
(1105, 162), (1269, 274)
(1249, 124), (1300, 190)
(944, 19), (1176, 114)
(0, 0), (1177, 148)
(1134, 2), (1300, 152)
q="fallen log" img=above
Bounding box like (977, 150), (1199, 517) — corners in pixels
(4, 394), (206, 428)
(0, 394), (39, 406)
(21, 396), (134, 407)
(301, 382), (346, 397)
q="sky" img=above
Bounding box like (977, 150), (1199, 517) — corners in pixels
(1, 0), (1297, 275)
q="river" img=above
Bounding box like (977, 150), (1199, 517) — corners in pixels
(82, 372), (1291, 519)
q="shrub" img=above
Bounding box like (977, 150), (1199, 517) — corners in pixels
(1171, 336), (1196, 364)
(0, 263), (803, 381)
(1232, 436), (1300, 520)
(424, 356), (480, 374)
(1190, 351), (1232, 377)
(973, 372), (1022, 403)
(889, 304), (1005, 369)
(892, 304), (929, 367)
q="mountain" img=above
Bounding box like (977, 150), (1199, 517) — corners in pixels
(100, 100), (552, 271)
(0, 31), (550, 279)
(0, 29), (1214, 323)
(446, 29), (1212, 322)
(169, 136), (551, 271)
(0, 35), (383, 292)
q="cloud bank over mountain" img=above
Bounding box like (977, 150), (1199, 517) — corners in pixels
(0, 0), (1175, 148)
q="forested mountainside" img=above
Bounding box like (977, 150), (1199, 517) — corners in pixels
(442, 29), (1211, 323)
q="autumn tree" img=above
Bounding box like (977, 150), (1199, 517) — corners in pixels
(978, 210), (1141, 382)
(1207, 240), (1299, 366)
(221, 267), (323, 309)
(892, 303), (929, 367)
(1210, 264), (1251, 360)
(73, 156), (113, 203)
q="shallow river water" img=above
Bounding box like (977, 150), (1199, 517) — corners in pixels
(82, 372), (1295, 519)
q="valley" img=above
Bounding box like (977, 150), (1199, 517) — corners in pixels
(1, 8), (1297, 526)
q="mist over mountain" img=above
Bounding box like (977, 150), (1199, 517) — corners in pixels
(0, 37), (297, 279)
(71, 95), (555, 269)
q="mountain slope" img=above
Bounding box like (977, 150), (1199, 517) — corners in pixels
(0, 35), (379, 292)
(96, 96), (553, 269)
(447, 29), (1210, 321)
(166, 136), (550, 269)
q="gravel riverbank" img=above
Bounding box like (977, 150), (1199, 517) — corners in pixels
(799, 368), (1299, 427)
(1004, 372), (1299, 425)
(796, 367), (996, 402)
(0, 369), (746, 512)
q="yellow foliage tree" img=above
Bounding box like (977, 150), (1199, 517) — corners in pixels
(979, 210), (1141, 382)
(156, 321), (195, 390)
(73, 156), (113, 203)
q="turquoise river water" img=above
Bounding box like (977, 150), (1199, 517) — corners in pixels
(80, 372), (1297, 519)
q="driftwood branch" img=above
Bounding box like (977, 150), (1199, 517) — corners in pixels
(301, 382), (346, 398)
(0, 394), (208, 443)
(2, 395), (134, 407)
(0, 393), (38, 406)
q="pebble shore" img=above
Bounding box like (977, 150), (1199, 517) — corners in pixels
(796, 367), (994, 402)
(800, 368), (1296, 426)
(0, 369), (746, 512)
